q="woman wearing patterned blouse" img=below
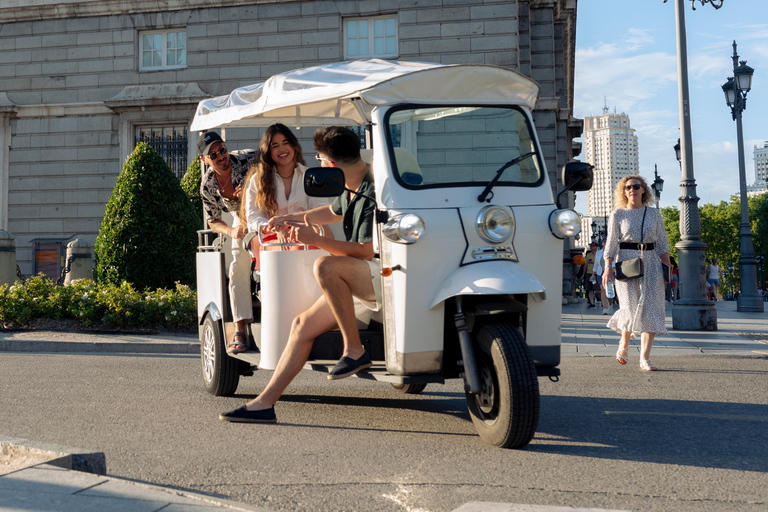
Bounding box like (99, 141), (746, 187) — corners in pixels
(602, 176), (672, 371)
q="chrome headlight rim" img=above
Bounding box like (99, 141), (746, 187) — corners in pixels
(476, 205), (514, 244)
(382, 213), (426, 244)
(549, 208), (581, 239)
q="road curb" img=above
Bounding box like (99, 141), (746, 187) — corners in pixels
(0, 340), (199, 354)
(0, 434), (106, 474)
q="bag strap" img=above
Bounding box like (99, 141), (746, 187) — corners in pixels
(639, 207), (647, 258)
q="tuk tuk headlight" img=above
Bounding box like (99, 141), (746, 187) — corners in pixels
(382, 213), (426, 244)
(549, 209), (581, 238)
(476, 206), (514, 244)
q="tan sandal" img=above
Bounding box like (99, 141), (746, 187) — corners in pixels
(639, 359), (658, 371)
(616, 347), (628, 365)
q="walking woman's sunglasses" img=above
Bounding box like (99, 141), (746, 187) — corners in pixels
(624, 184), (643, 191)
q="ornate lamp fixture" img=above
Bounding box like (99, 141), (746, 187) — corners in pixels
(664, 0), (724, 10)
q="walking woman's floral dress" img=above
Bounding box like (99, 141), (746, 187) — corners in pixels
(604, 207), (670, 337)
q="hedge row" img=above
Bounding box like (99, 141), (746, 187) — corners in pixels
(0, 275), (196, 330)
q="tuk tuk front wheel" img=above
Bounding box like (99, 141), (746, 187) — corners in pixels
(391, 383), (428, 394)
(465, 323), (539, 449)
(201, 315), (240, 396)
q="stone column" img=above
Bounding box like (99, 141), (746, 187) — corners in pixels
(0, 230), (17, 286)
(63, 238), (93, 284)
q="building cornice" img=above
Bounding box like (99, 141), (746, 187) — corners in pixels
(104, 83), (210, 113)
(0, 0), (279, 22)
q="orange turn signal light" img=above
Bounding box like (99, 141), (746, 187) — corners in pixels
(380, 264), (401, 277)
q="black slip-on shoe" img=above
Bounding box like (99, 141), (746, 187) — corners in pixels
(219, 405), (276, 423)
(327, 353), (373, 380)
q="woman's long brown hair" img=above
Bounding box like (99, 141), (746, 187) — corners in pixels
(241, 124), (306, 222)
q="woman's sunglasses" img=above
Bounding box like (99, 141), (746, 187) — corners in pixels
(624, 184), (643, 191)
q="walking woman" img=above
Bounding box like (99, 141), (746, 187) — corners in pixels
(602, 176), (671, 371)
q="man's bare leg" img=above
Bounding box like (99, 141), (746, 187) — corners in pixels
(243, 296), (338, 411)
(314, 255), (376, 359)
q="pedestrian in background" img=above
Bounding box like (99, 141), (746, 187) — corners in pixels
(594, 240), (610, 314)
(603, 176), (671, 371)
(580, 243), (598, 308)
(707, 258), (721, 301)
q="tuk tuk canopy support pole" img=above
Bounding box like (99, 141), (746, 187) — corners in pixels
(454, 296), (482, 395)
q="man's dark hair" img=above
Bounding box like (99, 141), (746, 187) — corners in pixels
(313, 126), (361, 165)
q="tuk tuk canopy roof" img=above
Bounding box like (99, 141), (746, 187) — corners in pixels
(190, 59), (540, 131)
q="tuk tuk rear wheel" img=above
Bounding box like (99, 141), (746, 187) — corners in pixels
(391, 383), (427, 394)
(201, 315), (240, 396)
(466, 323), (539, 449)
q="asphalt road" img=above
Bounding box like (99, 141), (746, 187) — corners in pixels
(1, 352), (766, 512)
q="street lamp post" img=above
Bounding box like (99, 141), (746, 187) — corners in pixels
(665, 0), (717, 330)
(651, 164), (664, 208)
(722, 41), (763, 312)
(756, 254), (764, 293)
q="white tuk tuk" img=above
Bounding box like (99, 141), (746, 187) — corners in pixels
(192, 59), (591, 449)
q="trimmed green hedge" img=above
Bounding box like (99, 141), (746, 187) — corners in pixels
(95, 143), (198, 289)
(0, 275), (196, 330)
(180, 157), (205, 230)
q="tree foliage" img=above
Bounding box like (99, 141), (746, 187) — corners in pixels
(660, 206), (680, 262)
(660, 194), (768, 291)
(180, 156), (204, 230)
(95, 143), (198, 289)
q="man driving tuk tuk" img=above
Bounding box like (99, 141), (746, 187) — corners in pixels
(220, 126), (381, 423)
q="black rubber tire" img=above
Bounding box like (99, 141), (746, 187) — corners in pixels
(200, 315), (240, 396)
(466, 323), (540, 449)
(391, 383), (428, 394)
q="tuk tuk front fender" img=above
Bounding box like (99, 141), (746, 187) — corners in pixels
(429, 261), (545, 309)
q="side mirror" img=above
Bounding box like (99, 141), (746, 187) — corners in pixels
(561, 161), (593, 192)
(304, 167), (345, 197)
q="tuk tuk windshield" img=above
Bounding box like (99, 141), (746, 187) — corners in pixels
(385, 106), (542, 189)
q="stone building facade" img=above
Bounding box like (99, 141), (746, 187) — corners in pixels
(0, 0), (580, 277)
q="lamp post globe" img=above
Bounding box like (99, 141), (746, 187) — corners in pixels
(674, 139), (681, 164)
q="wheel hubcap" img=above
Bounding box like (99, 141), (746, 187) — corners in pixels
(476, 363), (496, 415)
(203, 325), (216, 382)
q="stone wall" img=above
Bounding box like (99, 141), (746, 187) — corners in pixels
(0, 0), (579, 275)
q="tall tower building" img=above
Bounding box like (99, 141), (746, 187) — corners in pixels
(749, 142), (768, 195)
(582, 109), (639, 217)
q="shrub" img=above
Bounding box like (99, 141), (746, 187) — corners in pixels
(180, 157), (205, 230)
(95, 143), (199, 289)
(0, 276), (196, 330)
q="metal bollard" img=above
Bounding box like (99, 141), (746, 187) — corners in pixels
(0, 230), (18, 287)
(63, 239), (94, 285)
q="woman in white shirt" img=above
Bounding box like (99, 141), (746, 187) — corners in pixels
(243, 123), (329, 268)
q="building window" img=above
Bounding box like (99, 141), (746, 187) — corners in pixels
(135, 125), (189, 179)
(344, 16), (398, 59)
(140, 30), (186, 71)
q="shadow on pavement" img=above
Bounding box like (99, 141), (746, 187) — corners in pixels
(533, 393), (768, 472)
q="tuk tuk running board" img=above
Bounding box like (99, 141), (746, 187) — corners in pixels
(228, 352), (557, 382)
(305, 360), (445, 385)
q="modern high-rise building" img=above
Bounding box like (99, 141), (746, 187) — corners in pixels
(582, 109), (639, 217)
(748, 141), (768, 196)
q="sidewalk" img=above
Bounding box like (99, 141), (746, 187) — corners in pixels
(0, 329), (199, 354)
(562, 298), (768, 358)
(2, 301), (766, 512)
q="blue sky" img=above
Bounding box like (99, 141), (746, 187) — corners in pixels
(573, 0), (768, 212)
